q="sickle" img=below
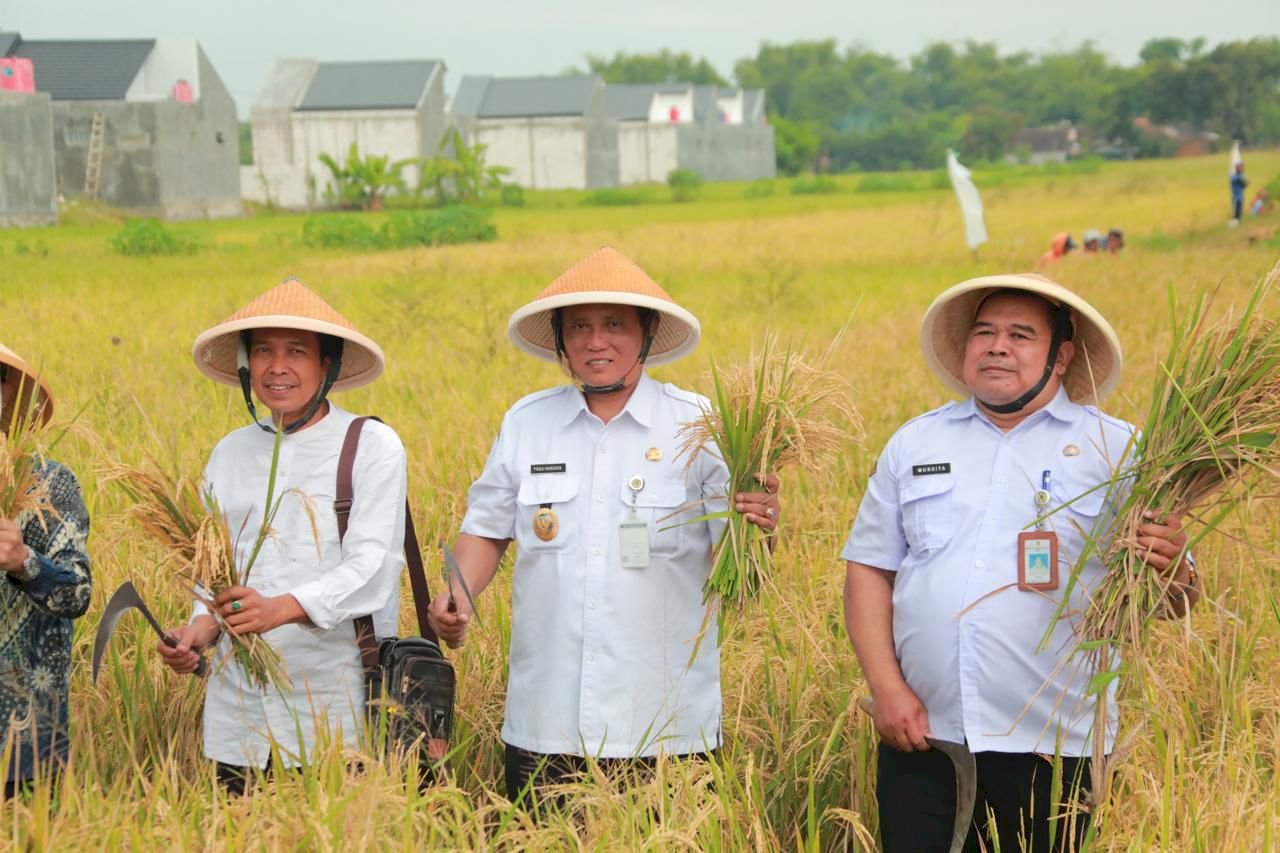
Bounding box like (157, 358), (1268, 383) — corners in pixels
(92, 581), (207, 683)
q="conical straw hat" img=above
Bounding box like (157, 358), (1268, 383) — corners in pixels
(0, 343), (54, 425)
(192, 278), (385, 391)
(508, 246), (701, 366)
(920, 273), (1123, 404)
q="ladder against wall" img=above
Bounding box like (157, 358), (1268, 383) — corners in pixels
(84, 112), (106, 198)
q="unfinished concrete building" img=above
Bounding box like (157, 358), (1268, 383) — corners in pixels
(0, 31), (240, 219)
(450, 75), (619, 190)
(244, 59), (448, 209)
(0, 89), (57, 227)
(603, 83), (775, 185)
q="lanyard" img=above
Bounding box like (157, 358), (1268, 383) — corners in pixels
(1034, 469), (1051, 531)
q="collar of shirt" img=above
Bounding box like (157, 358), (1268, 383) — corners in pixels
(944, 385), (1080, 430)
(558, 371), (657, 428)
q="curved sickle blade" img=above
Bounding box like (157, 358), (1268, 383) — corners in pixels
(92, 581), (206, 682)
(442, 542), (481, 625)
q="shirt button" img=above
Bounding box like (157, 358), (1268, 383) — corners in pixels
(975, 560), (985, 569)
(591, 547), (601, 557)
(599, 446), (608, 455)
(586, 654), (595, 663)
(588, 601), (596, 610)
(595, 495), (604, 503)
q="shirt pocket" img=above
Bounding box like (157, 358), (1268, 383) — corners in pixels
(618, 477), (688, 558)
(516, 474), (580, 553)
(899, 474), (957, 554)
(1049, 472), (1111, 547)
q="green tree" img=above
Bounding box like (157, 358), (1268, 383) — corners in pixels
(580, 50), (727, 85)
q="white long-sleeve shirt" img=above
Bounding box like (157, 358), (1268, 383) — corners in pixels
(198, 404), (406, 768)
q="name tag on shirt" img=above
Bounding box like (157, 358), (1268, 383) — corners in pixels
(530, 463), (567, 474)
(1017, 531), (1059, 591)
(912, 463), (951, 476)
(619, 520), (650, 569)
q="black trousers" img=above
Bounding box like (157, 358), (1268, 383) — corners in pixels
(503, 742), (715, 808)
(1234, 197), (1244, 220)
(877, 743), (1093, 853)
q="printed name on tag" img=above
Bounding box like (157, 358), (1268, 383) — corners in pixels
(911, 463), (952, 476)
(530, 463), (567, 474)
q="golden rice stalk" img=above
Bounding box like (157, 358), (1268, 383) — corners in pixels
(0, 376), (57, 523)
(678, 334), (863, 608)
(100, 459), (292, 692)
(1058, 262), (1280, 800)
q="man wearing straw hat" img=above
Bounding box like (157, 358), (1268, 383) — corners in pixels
(842, 274), (1199, 851)
(157, 279), (407, 794)
(0, 344), (91, 798)
(427, 246), (781, 803)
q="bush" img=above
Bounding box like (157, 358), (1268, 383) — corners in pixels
(384, 206), (497, 247)
(790, 176), (840, 195)
(13, 240), (50, 258)
(744, 178), (776, 199)
(301, 216), (387, 250)
(500, 184), (525, 208)
(301, 207), (498, 251)
(667, 169), (704, 203)
(583, 188), (649, 207)
(109, 219), (199, 256)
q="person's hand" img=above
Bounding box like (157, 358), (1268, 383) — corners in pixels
(1134, 512), (1188, 575)
(736, 472), (781, 532)
(427, 591), (470, 649)
(0, 519), (30, 573)
(215, 587), (304, 636)
(871, 682), (932, 752)
(157, 615), (219, 674)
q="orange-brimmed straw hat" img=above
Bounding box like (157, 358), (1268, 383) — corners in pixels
(920, 273), (1123, 404)
(192, 278), (385, 391)
(508, 246), (701, 366)
(0, 343), (55, 426)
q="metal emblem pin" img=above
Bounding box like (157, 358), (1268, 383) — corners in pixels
(1063, 444), (1080, 457)
(533, 506), (559, 542)
(645, 447), (662, 462)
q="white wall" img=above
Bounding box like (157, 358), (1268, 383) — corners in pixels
(476, 117), (593, 189)
(126, 39), (201, 101)
(715, 91), (744, 125)
(649, 90), (693, 124)
(618, 122), (678, 184)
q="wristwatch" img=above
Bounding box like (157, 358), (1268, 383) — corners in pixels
(1167, 552), (1198, 603)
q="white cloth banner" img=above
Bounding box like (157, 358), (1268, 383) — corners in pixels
(1230, 140), (1242, 175)
(947, 149), (987, 251)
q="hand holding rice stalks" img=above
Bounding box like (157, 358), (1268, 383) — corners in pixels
(678, 335), (862, 608)
(101, 446), (294, 692)
(0, 394), (55, 524)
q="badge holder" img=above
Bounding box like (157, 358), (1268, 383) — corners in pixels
(619, 475), (650, 569)
(1018, 471), (1059, 592)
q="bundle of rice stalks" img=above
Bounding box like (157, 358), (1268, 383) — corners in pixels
(678, 335), (862, 608)
(1062, 263), (1280, 793)
(0, 393), (53, 523)
(101, 433), (293, 692)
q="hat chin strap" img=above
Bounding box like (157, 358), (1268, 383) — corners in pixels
(976, 305), (1072, 416)
(237, 333), (344, 434)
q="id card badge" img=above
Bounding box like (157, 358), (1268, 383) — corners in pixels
(1017, 531), (1059, 591)
(619, 519), (650, 569)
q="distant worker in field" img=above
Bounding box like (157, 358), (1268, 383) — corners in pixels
(1038, 232), (1075, 267)
(157, 279), (408, 796)
(0, 345), (91, 799)
(1230, 162), (1248, 226)
(1105, 228), (1125, 253)
(1250, 188), (1271, 217)
(842, 274), (1199, 852)
(1082, 229), (1102, 254)
(427, 246), (781, 807)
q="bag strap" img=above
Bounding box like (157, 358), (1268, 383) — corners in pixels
(336, 416), (438, 675)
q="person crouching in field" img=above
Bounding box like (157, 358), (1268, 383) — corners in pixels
(842, 274), (1198, 852)
(157, 279), (407, 796)
(0, 345), (91, 799)
(427, 247), (781, 807)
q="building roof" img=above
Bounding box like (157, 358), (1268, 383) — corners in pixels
(5, 37), (156, 100)
(453, 74), (601, 119)
(743, 89), (765, 123)
(0, 32), (19, 57)
(297, 60), (441, 111)
(602, 83), (692, 121)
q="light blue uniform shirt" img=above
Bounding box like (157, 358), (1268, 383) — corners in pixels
(463, 373), (729, 758)
(843, 387), (1136, 756)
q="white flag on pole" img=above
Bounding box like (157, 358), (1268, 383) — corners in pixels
(947, 149), (987, 251)
(1229, 140), (1242, 175)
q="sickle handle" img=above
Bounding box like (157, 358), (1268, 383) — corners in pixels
(162, 633), (209, 678)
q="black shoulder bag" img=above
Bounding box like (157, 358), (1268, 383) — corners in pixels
(335, 416), (455, 772)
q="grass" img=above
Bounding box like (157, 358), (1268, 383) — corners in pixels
(2, 151), (1280, 849)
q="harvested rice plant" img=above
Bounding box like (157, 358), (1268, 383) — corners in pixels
(3, 152), (1280, 849)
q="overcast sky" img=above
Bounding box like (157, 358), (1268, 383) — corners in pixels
(6, 0), (1279, 115)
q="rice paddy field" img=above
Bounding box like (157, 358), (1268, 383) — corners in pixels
(3, 152), (1280, 850)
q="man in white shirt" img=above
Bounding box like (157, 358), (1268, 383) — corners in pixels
(427, 246), (781, 804)
(158, 278), (406, 794)
(843, 274), (1198, 852)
